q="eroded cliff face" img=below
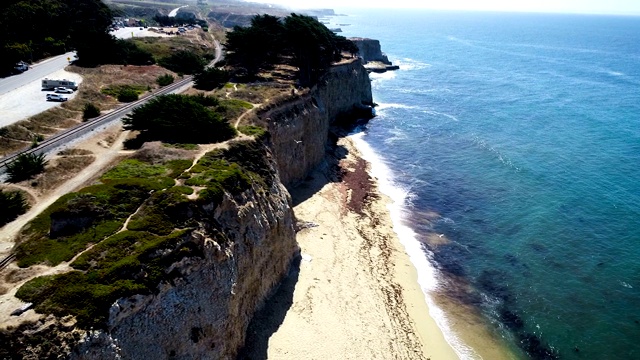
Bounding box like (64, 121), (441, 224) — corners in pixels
(260, 59), (373, 187)
(69, 168), (297, 360)
(1, 142), (298, 360)
(0, 59), (373, 359)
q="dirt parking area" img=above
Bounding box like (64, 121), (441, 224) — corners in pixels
(0, 69), (82, 128)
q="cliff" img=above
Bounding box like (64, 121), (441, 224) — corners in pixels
(0, 59), (373, 359)
(259, 59), (373, 187)
(350, 38), (391, 65)
(350, 38), (399, 73)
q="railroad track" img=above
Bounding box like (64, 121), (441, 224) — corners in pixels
(0, 253), (16, 271)
(0, 76), (193, 169)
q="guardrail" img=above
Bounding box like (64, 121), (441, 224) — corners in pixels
(0, 76), (193, 169)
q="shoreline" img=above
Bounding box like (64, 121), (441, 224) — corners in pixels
(256, 134), (459, 359)
(349, 133), (520, 359)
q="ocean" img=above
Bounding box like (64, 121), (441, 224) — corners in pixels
(331, 9), (640, 360)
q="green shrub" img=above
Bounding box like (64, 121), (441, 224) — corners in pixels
(117, 88), (139, 102)
(16, 229), (195, 328)
(216, 99), (253, 121)
(6, 153), (48, 183)
(165, 159), (193, 178)
(163, 143), (199, 151)
(101, 85), (146, 103)
(82, 103), (101, 121)
(237, 125), (267, 137)
(0, 190), (30, 226)
(127, 187), (193, 235)
(102, 159), (166, 180)
(156, 74), (174, 87)
(158, 50), (206, 75)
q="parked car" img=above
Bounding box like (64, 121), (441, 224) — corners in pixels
(54, 87), (74, 94)
(46, 94), (68, 102)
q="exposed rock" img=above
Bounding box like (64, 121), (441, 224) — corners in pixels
(350, 37), (392, 65)
(350, 38), (400, 73)
(260, 59), (373, 187)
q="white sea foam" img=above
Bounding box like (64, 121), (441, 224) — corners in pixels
(370, 71), (397, 82)
(394, 57), (432, 71)
(383, 127), (408, 144)
(349, 132), (476, 360)
(376, 103), (418, 110)
(423, 110), (460, 122)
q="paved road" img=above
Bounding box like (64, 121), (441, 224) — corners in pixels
(0, 52), (76, 96)
(169, 5), (188, 17)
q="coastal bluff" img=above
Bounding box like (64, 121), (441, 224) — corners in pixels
(0, 59), (374, 359)
(350, 37), (400, 73)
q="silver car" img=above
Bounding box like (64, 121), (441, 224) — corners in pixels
(47, 94), (68, 102)
(54, 87), (74, 94)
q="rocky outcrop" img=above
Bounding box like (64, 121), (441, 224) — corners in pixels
(350, 38), (399, 73)
(259, 59), (373, 187)
(350, 38), (391, 65)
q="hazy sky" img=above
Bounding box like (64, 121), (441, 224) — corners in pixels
(255, 0), (640, 15)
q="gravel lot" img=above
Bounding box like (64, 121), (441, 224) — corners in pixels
(0, 69), (83, 127)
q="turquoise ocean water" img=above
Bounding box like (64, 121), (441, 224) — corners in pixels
(331, 9), (640, 359)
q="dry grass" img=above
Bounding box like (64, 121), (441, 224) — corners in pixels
(26, 155), (96, 195)
(130, 142), (196, 164)
(57, 149), (93, 156)
(0, 65), (176, 156)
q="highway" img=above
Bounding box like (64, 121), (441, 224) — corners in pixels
(0, 52), (75, 96)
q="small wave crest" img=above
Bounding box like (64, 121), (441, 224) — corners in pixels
(471, 136), (521, 172)
(376, 102), (418, 110)
(423, 109), (460, 122)
(349, 132), (476, 359)
(383, 127), (408, 145)
(394, 57), (432, 71)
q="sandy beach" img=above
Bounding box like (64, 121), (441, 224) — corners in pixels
(240, 135), (460, 359)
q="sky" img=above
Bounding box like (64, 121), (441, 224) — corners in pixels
(250, 0), (640, 15)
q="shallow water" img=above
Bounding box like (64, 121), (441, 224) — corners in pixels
(336, 9), (640, 359)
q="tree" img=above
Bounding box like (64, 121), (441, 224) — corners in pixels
(283, 14), (346, 86)
(0, 190), (30, 226)
(224, 14), (285, 79)
(194, 68), (230, 91)
(223, 13), (357, 86)
(122, 94), (235, 143)
(6, 153), (48, 183)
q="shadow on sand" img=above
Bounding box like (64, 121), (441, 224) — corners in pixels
(237, 255), (301, 360)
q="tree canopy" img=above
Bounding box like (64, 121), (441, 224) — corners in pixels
(122, 94), (236, 143)
(0, 0), (157, 73)
(224, 14), (358, 86)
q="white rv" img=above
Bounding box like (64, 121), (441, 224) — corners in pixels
(42, 78), (78, 91)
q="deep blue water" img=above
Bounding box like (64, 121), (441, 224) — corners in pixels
(333, 9), (640, 360)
